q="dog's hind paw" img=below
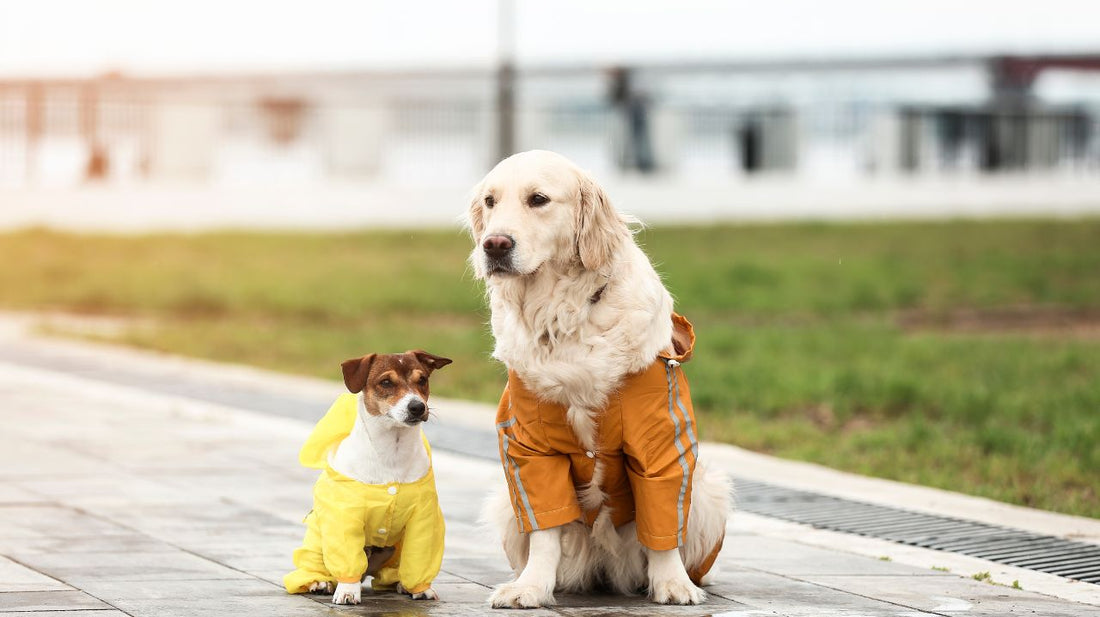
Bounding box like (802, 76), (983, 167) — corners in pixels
(307, 580), (334, 594)
(488, 581), (556, 609)
(650, 577), (706, 605)
(332, 582), (361, 605)
(397, 582), (439, 600)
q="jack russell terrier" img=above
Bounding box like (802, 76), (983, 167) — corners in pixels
(284, 350), (452, 605)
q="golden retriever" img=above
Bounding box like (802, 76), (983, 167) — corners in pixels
(467, 150), (731, 608)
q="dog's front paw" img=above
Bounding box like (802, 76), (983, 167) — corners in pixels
(397, 582), (439, 601)
(332, 581), (361, 605)
(307, 580), (334, 594)
(489, 581), (556, 609)
(650, 577), (706, 605)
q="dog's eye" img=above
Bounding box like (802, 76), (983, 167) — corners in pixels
(379, 379), (393, 388)
(528, 193), (550, 207)
(417, 376), (428, 386)
(484, 195), (495, 209)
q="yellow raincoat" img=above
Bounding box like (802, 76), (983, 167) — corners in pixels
(284, 394), (445, 595)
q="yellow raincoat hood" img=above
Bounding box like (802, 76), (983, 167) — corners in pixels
(298, 392), (359, 469)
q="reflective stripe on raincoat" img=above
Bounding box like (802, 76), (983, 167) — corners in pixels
(284, 394), (445, 595)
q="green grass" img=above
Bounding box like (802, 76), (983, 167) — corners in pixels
(1, 220), (1098, 518)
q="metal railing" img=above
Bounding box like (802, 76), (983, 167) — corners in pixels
(1, 77), (1098, 188)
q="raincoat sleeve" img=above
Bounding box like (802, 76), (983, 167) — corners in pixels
(317, 493), (370, 584)
(395, 488), (445, 594)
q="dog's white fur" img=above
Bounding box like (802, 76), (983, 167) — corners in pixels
(468, 150), (731, 608)
(326, 392), (437, 604)
(331, 393), (431, 485)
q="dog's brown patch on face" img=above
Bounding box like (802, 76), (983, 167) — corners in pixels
(340, 350), (454, 417)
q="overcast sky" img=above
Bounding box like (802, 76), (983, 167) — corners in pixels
(1, 0), (1098, 77)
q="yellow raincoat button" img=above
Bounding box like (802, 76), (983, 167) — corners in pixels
(388, 486), (398, 495)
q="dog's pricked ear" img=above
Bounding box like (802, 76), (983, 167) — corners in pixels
(576, 172), (628, 271)
(465, 182), (486, 240)
(341, 354), (376, 393)
(411, 350), (453, 373)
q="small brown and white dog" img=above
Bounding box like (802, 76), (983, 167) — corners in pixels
(467, 150), (732, 608)
(284, 350), (452, 605)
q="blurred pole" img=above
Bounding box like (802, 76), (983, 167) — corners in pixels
(25, 84), (43, 185)
(80, 84), (98, 143)
(495, 0), (515, 164)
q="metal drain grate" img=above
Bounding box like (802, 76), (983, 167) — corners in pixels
(735, 479), (1100, 584)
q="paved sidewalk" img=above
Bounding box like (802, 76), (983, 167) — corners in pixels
(1, 324), (1098, 616)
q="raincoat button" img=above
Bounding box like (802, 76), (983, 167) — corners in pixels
(387, 486), (397, 495)
(378, 528), (386, 534)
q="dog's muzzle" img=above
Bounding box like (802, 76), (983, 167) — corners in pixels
(404, 399), (428, 425)
(482, 234), (517, 275)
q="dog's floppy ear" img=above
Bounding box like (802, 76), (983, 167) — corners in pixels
(411, 350), (453, 373)
(576, 171), (628, 271)
(341, 354), (376, 393)
(466, 181), (486, 240)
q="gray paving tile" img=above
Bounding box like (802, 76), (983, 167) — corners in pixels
(0, 590), (111, 612)
(72, 571), (327, 611)
(551, 590), (743, 616)
(696, 610), (783, 617)
(804, 574), (1100, 616)
(207, 552), (292, 573)
(443, 524), (506, 559)
(167, 530), (302, 556)
(111, 593), (336, 617)
(427, 571), (472, 585)
(720, 535), (950, 577)
(706, 570), (940, 616)
(251, 570), (292, 587)
(10, 550), (250, 584)
(0, 483), (50, 505)
(0, 556), (71, 593)
(0, 532), (172, 556)
(0, 443), (108, 479)
(74, 577), (281, 601)
(3, 612), (129, 617)
(0, 504), (132, 539)
(14, 474), (192, 508)
(437, 557), (514, 587)
(94, 501), (296, 533)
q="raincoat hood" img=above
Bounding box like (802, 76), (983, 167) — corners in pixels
(660, 312), (696, 364)
(299, 393), (360, 469)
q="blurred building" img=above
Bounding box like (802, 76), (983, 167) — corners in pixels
(2, 54), (1099, 189)
(1, 54), (1099, 227)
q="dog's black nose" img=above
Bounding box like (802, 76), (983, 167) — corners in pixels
(408, 399), (426, 417)
(483, 234), (515, 259)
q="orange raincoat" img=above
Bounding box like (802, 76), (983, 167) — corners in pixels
(495, 314), (706, 558)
